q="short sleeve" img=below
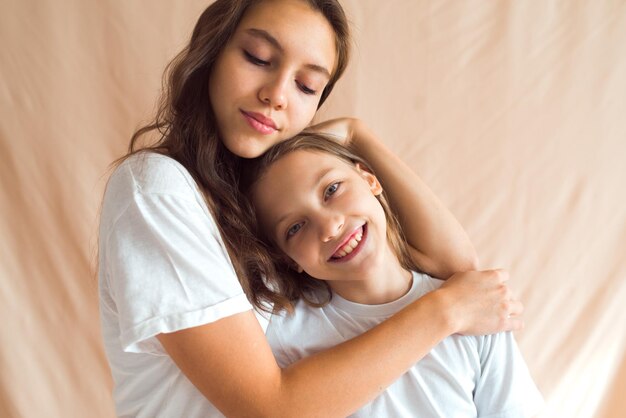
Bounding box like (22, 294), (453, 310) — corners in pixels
(473, 332), (544, 418)
(100, 155), (252, 355)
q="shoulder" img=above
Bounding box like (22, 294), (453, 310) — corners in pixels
(99, 152), (219, 247)
(267, 298), (341, 367)
(102, 152), (207, 223)
(269, 297), (322, 330)
(270, 291), (342, 336)
(267, 294), (331, 341)
(412, 271), (445, 296)
(107, 152), (201, 200)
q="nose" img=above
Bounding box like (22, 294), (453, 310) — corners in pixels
(258, 74), (288, 110)
(318, 212), (344, 243)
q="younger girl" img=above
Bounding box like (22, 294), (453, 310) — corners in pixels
(244, 133), (544, 417)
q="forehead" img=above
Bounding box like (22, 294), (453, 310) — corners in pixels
(237, 0), (337, 70)
(252, 150), (352, 220)
(256, 150), (343, 194)
(261, 149), (348, 184)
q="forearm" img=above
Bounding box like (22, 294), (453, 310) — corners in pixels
(350, 120), (479, 278)
(279, 271), (522, 417)
(276, 290), (452, 417)
(264, 269), (520, 417)
(159, 291), (454, 418)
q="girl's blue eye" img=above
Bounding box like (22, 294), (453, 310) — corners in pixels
(286, 223), (302, 238)
(244, 50), (269, 66)
(324, 182), (340, 199)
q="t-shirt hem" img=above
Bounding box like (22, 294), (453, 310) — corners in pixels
(121, 293), (253, 354)
(479, 398), (544, 418)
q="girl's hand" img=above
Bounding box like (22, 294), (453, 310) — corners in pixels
(307, 117), (360, 148)
(437, 269), (524, 335)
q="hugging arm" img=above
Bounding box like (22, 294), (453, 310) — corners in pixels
(157, 269), (519, 418)
(310, 118), (478, 279)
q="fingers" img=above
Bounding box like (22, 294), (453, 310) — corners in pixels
(440, 268), (527, 335)
(306, 118), (354, 146)
(489, 269), (524, 331)
(505, 317), (525, 332)
(488, 268), (509, 283)
(502, 296), (524, 332)
(507, 300), (524, 317)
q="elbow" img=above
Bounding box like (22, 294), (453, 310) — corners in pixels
(452, 243), (480, 272)
(251, 374), (298, 418)
(411, 246), (479, 278)
(439, 251), (480, 279)
(464, 251), (480, 271)
(454, 252), (480, 273)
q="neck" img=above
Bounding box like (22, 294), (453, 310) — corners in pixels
(328, 249), (413, 305)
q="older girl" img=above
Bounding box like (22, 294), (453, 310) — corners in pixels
(99, 0), (523, 416)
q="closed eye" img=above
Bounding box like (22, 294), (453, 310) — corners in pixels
(297, 81), (316, 95)
(243, 50), (270, 66)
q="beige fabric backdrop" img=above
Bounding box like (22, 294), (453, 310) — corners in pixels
(1, 1), (625, 417)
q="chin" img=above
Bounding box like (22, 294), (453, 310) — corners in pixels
(222, 136), (267, 159)
(235, 146), (265, 159)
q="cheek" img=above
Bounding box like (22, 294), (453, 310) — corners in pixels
(209, 62), (229, 111)
(210, 53), (249, 101)
(285, 101), (318, 135)
(290, 235), (317, 264)
(357, 192), (387, 226)
(292, 244), (311, 264)
(372, 202), (388, 235)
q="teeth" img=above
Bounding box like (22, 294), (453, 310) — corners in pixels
(333, 230), (363, 259)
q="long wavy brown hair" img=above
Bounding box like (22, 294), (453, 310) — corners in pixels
(240, 133), (420, 310)
(119, 0), (351, 313)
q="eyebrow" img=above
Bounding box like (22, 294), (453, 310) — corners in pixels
(273, 167), (335, 239)
(245, 28), (332, 78)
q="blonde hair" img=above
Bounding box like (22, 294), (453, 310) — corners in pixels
(241, 133), (420, 311)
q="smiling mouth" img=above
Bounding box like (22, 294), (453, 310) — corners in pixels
(241, 110), (278, 135)
(328, 224), (367, 263)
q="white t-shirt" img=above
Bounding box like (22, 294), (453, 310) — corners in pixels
(267, 271), (544, 418)
(99, 153), (266, 417)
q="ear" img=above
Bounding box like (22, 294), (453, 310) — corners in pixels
(355, 163), (383, 196)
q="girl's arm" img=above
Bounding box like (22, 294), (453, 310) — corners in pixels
(158, 269), (522, 418)
(310, 118), (478, 279)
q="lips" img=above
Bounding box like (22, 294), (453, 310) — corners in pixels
(241, 110), (278, 134)
(328, 224), (367, 262)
